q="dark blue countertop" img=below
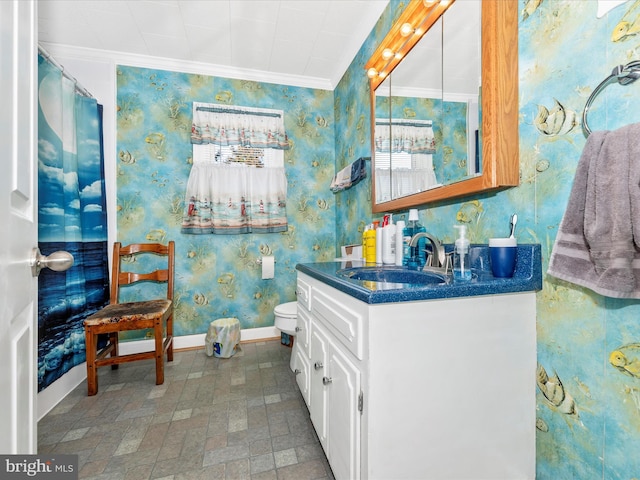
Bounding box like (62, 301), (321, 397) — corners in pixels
(296, 244), (542, 304)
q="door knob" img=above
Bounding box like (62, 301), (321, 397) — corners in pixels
(314, 361), (323, 370)
(322, 377), (332, 385)
(31, 248), (74, 277)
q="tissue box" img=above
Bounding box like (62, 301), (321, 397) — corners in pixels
(341, 244), (362, 259)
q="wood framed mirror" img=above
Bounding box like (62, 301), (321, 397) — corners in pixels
(365, 0), (518, 213)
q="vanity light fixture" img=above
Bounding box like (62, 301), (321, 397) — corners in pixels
(367, 67), (389, 79)
(365, 0), (454, 90)
(400, 22), (414, 37)
(382, 48), (395, 60)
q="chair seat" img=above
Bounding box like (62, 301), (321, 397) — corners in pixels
(85, 299), (172, 326)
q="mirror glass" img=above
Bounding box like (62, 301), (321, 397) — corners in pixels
(441, 0), (481, 182)
(373, 0), (481, 204)
(367, 0), (519, 212)
(374, 16), (443, 203)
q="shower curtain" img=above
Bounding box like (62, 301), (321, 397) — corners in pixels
(37, 54), (110, 391)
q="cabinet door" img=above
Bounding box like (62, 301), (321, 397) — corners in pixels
(292, 348), (310, 407)
(327, 345), (361, 480)
(296, 307), (311, 354)
(310, 325), (329, 448)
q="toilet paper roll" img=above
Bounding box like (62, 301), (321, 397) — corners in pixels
(261, 256), (275, 279)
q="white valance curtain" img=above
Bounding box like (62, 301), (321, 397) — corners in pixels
(375, 155), (438, 203)
(374, 119), (438, 202)
(191, 102), (289, 148)
(182, 103), (289, 234)
(374, 118), (436, 154)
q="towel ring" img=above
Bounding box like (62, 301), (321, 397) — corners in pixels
(582, 60), (640, 136)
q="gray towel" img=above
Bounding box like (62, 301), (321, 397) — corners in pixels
(548, 122), (640, 298)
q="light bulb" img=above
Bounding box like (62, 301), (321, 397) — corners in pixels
(367, 68), (378, 78)
(382, 48), (394, 60)
(400, 23), (414, 37)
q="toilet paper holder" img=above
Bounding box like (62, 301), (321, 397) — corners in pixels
(256, 258), (276, 264)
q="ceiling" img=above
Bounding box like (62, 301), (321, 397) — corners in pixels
(37, 0), (389, 89)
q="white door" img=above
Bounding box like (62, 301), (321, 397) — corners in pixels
(0, 0), (38, 454)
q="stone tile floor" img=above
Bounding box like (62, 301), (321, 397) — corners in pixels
(38, 340), (334, 480)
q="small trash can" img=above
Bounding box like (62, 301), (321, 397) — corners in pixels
(205, 317), (240, 358)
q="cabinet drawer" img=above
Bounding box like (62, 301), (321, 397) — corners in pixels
(296, 277), (312, 311)
(312, 287), (363, 360)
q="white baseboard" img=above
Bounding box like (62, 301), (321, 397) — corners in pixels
(37, 326), (280, 421)
(37, 363), (87, 421)
(117, 325), (279, 354)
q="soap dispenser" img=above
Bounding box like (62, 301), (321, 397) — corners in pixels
(453, 225), (471, 281)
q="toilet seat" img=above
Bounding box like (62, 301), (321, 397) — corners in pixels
(274, 301), (297, 319)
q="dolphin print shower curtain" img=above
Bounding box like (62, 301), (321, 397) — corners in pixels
(37, 54), (109, 391)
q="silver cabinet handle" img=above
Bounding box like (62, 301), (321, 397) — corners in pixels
(31, 248), (74, 277)
(295, 326), (301, 332)
(294, 369), (301, 375)
(322, 377), (332, 385)
(314, 361), (323, 370)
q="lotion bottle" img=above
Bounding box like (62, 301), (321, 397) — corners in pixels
(362, 224), (368, 262)
(374, 220), (382, 265)
(382, 216), (396, 265)
(364, 224), (376, 264)
(453, 225), (471, 281)
(395, 220), (405, 266)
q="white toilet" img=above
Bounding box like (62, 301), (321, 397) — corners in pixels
(274, 301), (297, 371)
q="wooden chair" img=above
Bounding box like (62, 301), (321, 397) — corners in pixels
(83, 242), (175, 396)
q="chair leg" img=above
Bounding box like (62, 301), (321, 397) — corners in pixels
(110, 332), (119, 370)
(167, 314), (174, 362)
(85, 326), (98, 396)
(154, 318), (164, 385)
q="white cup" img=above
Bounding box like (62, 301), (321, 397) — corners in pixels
(489, 237), (517, 247)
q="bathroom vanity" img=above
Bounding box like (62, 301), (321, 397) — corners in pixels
(293, 245), (541, 480)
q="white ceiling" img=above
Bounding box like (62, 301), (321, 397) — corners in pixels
(38, 0), (389, 89)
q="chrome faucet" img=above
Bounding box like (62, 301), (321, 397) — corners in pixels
(409, 232), (450, 274)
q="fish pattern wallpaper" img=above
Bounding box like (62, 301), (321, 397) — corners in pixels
(335, 0), (640, 477)
(112, 0), (640, 476)
(116, 68), (336, 337)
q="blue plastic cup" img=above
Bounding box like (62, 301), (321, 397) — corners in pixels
(489, 238), (517, 278)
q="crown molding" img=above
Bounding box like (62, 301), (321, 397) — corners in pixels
(39, 42), (334, 91)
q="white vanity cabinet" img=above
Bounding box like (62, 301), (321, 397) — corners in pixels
(295, 274), (364, 480)
(294, 271), (536, 480)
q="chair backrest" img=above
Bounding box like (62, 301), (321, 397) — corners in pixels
(110, 241), (175, 304)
